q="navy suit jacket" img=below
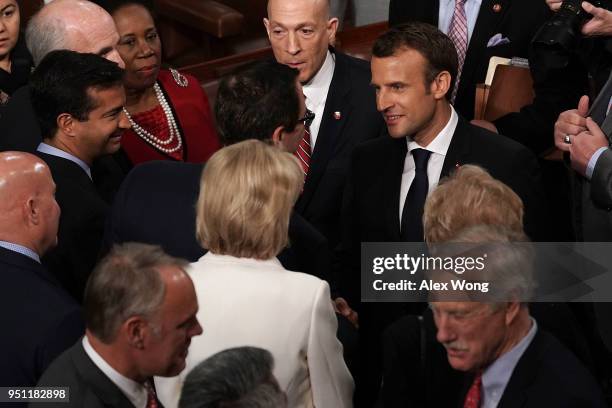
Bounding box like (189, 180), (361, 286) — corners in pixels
(37, 152), (109, 303)
(103, 161), (334, 287)
(294, 50), (384, 249)
(388, 0), (550, 121)
(0, 247), (83, 405)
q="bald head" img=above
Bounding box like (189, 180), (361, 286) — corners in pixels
(26, 0), (124, 67)
(0, 152), (60, 256)
(265, 0), (338, 83)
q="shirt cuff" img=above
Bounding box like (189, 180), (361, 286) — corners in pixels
(586, 147), (609, 180)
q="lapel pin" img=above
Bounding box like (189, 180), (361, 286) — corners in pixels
(334, 111), (342, 120)
(493, 3), (502, 12)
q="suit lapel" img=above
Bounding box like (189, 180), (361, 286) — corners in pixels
(297, 50), (352, 212)
(441, 117), (471, 178)
(71, 342), (138, 408)
(460, 0), (511, 96)
(496, 331), (543, 408)
(384, 138), (408, 240)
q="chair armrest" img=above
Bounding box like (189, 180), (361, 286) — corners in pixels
(156, 0), (244, 38)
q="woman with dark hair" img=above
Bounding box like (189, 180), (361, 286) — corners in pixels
(95, 0), (220, 164)
(0, 0), (32, 106)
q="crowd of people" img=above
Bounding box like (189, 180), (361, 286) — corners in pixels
(1, 0), (612, 406)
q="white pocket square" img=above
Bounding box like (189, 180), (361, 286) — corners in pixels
(487, 33), (511, 47)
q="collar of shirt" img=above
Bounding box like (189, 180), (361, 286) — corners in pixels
(438, 0), (483, 43)
(37, 142), (92, 180)
(0, 240), (40, 263)
(399, 107), (458, 222)
(82, 336), (148, 408)
(481, 318), (538, 408)
(406, 105), (458, 157)
(302, 50), (335, 149)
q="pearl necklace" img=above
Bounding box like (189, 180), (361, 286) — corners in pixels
(123, 83), (183, 154)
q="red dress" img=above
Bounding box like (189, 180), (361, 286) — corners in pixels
(120, 69), (220, 164)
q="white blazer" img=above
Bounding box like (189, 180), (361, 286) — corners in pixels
(156, 252), (354, 408)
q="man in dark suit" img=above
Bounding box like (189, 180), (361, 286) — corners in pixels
(265, 0), (384, 248)
(104, 60), (331, 284)
(29, 50), (130, 303)
(425, 226), (606, 408)
(341, 23), (544, 405)
(0, 152), (84, 403)
(34, 243), (203, 408)
(388, 0), (550, 121)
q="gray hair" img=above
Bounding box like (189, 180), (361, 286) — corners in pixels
(84, 243), (189, 343)
(179, 347), (287, 408)
(26, 13), (70, 66)
(429, 224), (536, 303)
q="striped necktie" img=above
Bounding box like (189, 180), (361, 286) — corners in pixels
(295, 109), (315, 179)
(448, 0), (468, 103)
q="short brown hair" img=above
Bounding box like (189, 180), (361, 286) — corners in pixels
(424, 165), (524, 243)
(195, 140), (303, 259)
(372, 22), (458, 100)
(84, 243), (188, 343)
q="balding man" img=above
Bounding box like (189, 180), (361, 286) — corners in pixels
(0, 152), (84, 395)
(0, 0), (125, 153)
(34, 243), (203, 408)
(265, 0), (384, 249)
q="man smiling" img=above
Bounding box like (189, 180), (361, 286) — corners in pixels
(30, 50), (130, 303)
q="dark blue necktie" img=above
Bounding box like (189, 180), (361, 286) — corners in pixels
(401, 148), (431, 241)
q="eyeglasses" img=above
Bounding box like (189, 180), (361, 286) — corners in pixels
(298, 109), (315, 128)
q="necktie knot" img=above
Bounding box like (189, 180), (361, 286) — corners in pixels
(463, 371), (483, 408)
(411, 148), (431, 172)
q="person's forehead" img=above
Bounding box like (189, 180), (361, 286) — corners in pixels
(267, 0), (327, 24)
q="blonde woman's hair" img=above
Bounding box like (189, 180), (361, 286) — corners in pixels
(424, 165), (524, 244)
(196, 140), (304, 259)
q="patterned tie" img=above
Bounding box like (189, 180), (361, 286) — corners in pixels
(400, 148), (431, 241)
(295, 109), (315, 179)
(144, 380), (159, 408)
(463, 372), (482, 408)
(448, 0), (468, 103)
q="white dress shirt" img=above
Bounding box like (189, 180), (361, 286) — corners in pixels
(438, 0), (483, 44)
(303, 50), (335, 150)
(82, 336), (148, 408)
(399, 106), (459, 222)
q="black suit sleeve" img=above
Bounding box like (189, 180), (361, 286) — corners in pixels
(35, 309), (84, 380)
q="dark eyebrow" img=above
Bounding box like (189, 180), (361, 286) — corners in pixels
(103, 105), (123, 118)
(1, 4), (16, 12)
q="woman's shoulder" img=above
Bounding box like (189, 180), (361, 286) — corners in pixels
(158, 68), (199, 90)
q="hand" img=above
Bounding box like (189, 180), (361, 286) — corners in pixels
(554, 95), (589, 152)
(333, 297), (359, 329)
(470, 119), (499, 133)
(546, 0), (563, 11)
(581, 1), (612, 36)
(570, 117), (609, 176)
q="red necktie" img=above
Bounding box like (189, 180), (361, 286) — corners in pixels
(295, 125), (312, 178)
(144, 381), (158, 408)
(448, 0), (468, 103)
(463, 372), (482, 408)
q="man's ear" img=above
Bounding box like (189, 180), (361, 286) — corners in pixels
(271, 125), (285, 148)
(56, 113), (77, 137)
(327, 17), (339, 44)
(263, 18), (271, 38)
(23, 196), (39, 226)
(504, 301), (521, 326)
(430, 71), (452, 100)
(124, 316), (147, 349)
